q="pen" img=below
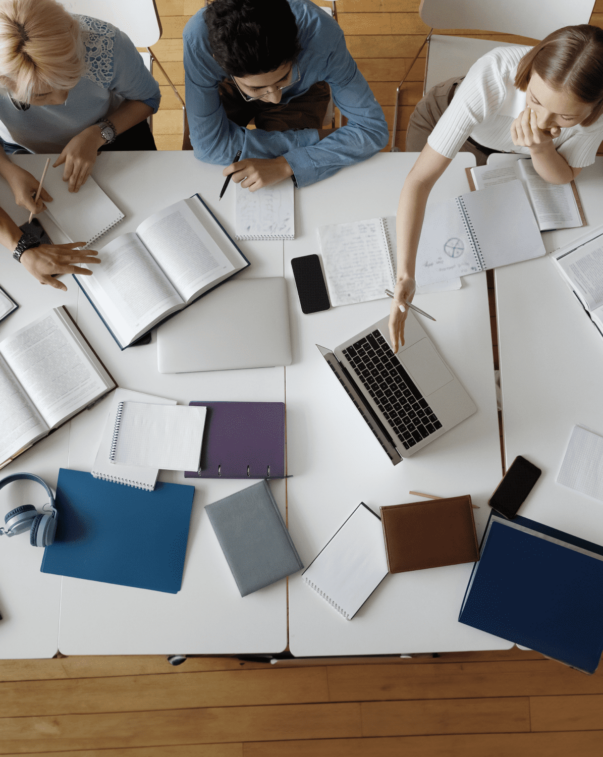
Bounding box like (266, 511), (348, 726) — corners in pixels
(219, 149), (242, 201)
(385, 288), (436, 322)
(28, 157), (50, 223)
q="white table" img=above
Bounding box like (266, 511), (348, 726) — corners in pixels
(0, 152), (288, 656)
(495, 157), (603, 544)
(285, 153), (511, 656)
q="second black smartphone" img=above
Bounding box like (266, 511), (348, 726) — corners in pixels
(489, 455), (542, 519)
(291, 254), (330, 314)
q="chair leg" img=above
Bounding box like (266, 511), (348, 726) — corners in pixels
(390, 29), (433, 152)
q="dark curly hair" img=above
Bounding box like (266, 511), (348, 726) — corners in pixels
(205, 0), (302, 77)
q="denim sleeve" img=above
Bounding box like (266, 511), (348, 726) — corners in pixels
(110, 29), (161, 113)
(183, 34), (319, 166)
(282, 31), (389, 187)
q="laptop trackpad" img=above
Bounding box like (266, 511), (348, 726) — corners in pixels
(400, 338), (453, 396)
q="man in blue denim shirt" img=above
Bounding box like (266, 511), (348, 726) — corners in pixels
(183, 0), (389, 190)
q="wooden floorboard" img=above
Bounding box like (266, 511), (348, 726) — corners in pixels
(3, 2), (602, 755)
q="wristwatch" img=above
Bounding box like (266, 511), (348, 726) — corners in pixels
(13, 233), (41, 263)
(97, 119), (117, 145)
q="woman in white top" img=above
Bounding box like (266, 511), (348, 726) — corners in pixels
(390, 25), (603, 349)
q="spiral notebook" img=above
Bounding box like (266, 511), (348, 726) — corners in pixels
(110, 402), (207, 473)
(41, 166), (124, 249)
(415, 180), (545, 287)
(302, 503), (389, 620)
(317, 217), (396, 307)
(92, 389), (177, 490)
(235, 181), (295, 240)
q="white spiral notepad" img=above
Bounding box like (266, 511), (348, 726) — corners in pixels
(235, 180), (295, 240)
(92, 389), (177, 490)
(557, 426), (603, 503)
(110, 402), (207, 473)
(42, 166), (124, 248)
(302, 504), (389, 620)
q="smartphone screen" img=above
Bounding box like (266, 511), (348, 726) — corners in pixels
(291, 254), (330, 314)
(489, 455), (541, 519)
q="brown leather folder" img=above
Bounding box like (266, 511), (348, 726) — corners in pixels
(380, 495), (479, 574)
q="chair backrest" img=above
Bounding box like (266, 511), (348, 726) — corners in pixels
(60, 0), (161, 48)
(419, 0), (596, 41)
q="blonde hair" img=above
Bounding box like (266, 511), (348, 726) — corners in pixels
(0, 0), (85, 103)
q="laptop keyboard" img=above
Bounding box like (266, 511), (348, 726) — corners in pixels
(342, 330), (442, 450)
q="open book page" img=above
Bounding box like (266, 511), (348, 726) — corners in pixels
(78, 233), (184, 347)
(415, 198), (477, 286)
(517, 160), (582, 231)
(471, 164), (519, 190)
(318, 218), (395, 306)
(235, 180), (295, 240)
(0, 309), (111, 430)
(0, 354), (48, 465)
(136, 199), (236, 303)
(556, 236), (603, 311)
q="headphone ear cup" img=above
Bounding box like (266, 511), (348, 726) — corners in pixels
(30, 513), (57, 547)
(5, 505), (37, 536)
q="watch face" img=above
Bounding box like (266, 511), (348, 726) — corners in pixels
(101, 125), (115, 142)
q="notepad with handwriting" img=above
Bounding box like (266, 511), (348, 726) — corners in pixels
(235, 181), (295, 240)
(110, 403), (207, 473)
(302, 504), (388, 620)
(41, 166), (124, 248)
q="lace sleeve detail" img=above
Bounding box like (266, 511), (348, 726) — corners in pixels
(78, 15), (116, 88)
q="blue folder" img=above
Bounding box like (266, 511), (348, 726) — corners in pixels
(41, 469), (195, 594)
(459, 512), (603, 673)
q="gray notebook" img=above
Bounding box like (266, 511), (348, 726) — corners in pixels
(206, 480), (303, 597)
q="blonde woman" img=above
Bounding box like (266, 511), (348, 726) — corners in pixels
(390, 25), (603, 351)
(0, 0), (160, 212)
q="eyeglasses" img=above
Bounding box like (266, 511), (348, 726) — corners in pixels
(230, 63), (301, 103)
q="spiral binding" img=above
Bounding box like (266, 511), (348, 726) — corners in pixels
(456, 197), (486, 271)
(91, 471), (154, 490)
(304, 577), (350, 619)
(235, 234), (295, 241)
(380, 218), (397, 285)
(109, 401), (125, 462)
(82, 213), (125, 249)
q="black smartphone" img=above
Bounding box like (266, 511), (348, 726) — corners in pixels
(291, 254), (330, 314)
(19, 218), (52, 246)
(489, 455), (542, 519)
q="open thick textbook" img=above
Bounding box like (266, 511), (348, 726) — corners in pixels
(75, 195), (249, 349)
(553, 224), (603, 336)
(470, 159), (584, 231)
(0, 307), (115, 468)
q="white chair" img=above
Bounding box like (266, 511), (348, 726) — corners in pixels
(390, 0), (597, 151)
(61, 0), (186, 132)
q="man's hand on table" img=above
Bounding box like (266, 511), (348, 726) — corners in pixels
(223, 156), (294, 191)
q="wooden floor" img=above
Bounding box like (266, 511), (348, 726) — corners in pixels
(3, 649), (603, 754)
(4, 1), (603, 755)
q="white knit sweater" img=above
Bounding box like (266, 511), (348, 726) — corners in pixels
(428, 45), (603, 168)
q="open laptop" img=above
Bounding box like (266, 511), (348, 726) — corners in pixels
(318, 311), (476, 464)
(157, 277), (292, 373)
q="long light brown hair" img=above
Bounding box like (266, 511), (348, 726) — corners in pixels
(515, 25), (603, 127)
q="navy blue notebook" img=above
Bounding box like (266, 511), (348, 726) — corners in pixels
(41, 469), (195, 594)
(459, 512), (603, 673)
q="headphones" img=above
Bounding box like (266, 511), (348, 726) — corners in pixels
(0, 473), (58, 547)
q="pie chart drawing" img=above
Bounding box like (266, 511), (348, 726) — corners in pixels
(444, 237), (465, 258)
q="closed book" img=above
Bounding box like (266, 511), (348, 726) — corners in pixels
(459, 512), (603, 674)
(205, 480), (303, 597)
(380, 496), (479, 573)
(41, 469), (195, 594)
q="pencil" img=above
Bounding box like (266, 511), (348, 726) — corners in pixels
(219, 149), (242, 201)
(385, 289), (436, 322)
(28, 158), (50, 223)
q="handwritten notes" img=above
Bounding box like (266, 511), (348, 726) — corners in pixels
(318, 218), (395, 307)
(235, 181), (295, 240)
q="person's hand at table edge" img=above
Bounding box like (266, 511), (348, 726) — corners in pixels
(21, 243), (100, 292)
(0, 162), (53, 215)
(223, 156), (294, 192)
(388, 276), (416, 353)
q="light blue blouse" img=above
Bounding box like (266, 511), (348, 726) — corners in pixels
(0, 16), (161, 153)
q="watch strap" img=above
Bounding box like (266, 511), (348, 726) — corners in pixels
(13, 233), (41, 263)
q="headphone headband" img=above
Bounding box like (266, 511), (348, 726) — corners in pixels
(0, 473), (57, 543)
(0, 473), (55, 509)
